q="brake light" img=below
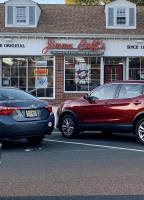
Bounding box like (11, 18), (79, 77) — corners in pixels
(44, 105), (52, 113)
(0, 106), (20, 115)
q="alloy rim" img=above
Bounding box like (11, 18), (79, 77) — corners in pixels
(62, 118), (74, 136)
(138, 122), (144, 141)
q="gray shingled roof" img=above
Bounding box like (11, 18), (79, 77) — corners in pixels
(0, 4), (144, 35)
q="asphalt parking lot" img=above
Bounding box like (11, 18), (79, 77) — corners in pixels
(1, 130), (144, 200)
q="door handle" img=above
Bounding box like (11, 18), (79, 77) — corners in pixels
(133, 100), (141, 105)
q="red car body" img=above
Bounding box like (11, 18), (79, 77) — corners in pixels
(57, 81), (144, 144)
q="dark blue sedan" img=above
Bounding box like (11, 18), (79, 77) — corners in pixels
(0, 88), (54, 144)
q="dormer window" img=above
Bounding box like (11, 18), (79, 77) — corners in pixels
(5, 0), (41, 28)
(117, 8), (126, 25)
(106, 0), (136, 29)
(16, 7), (26, 23)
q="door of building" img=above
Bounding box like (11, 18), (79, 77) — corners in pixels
(104, 65), (123, 83)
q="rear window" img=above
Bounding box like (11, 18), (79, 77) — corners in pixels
(0, 88), (38, 101)
(118, 84), (143, 99)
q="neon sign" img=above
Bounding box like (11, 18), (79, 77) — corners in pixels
(34, 69), (48, 75)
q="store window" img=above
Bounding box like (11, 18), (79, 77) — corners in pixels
(129, 58), (144, 80)
(2, 57), (27, 91)
(65, 56), (100, 92)
(2, 56), (54, 99)
(28, 56), (54, 98)
(104, 57), (124, 65)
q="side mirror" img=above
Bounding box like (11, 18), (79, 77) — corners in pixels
(84, 94), (89, 100)
(89, 96), (98, 101)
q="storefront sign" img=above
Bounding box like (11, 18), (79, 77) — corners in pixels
(127, 45), (144, 49)
(42, 38), (105, 55)
(77, 39), (105, 51)
(42, 38), (73, 54)
(50, 50), (104, 55)
(34, 69), (48, 75)
(0, 44), (25, 48)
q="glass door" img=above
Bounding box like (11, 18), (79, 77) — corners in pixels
(104, 65), (123, 83)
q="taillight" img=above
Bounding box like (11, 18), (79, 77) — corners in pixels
(43, 105), (52, 113)
(0, 106), (20, 115)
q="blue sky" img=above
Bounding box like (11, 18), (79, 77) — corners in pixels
(0, 0), (65, 3)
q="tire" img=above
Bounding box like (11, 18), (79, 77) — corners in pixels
(135, 118), (144, 144)
(60, 115), (79, 138)
(26, 135), (45, 144)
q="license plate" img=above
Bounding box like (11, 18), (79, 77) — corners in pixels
(26, 110), (37, 118)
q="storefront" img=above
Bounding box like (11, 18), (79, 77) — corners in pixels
(0, 36), (144, 105)
(0, 0), (144, 105)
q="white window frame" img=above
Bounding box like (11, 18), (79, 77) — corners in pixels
(116, 8), (126, 26)
(15, 6), (27, 25)
(114, 7), (128, 27)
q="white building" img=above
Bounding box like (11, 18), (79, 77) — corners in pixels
(0, 0), (144, 105)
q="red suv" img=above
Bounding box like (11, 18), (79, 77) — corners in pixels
(57, 81), (144, 144)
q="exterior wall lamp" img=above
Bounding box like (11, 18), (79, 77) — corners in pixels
(137, 40), (143, 43)
(4, 37), (12, 42)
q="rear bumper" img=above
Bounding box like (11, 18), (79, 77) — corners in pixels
(0, 112), (55, 139)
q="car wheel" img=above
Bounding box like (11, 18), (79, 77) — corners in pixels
(136, 119), (144, 144)
(60, 115), (79, 138)
(26, 135), (45, 144)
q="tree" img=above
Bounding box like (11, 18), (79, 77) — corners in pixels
(65, 0), (111, 5)
(65, 0), (144, 5)
(130, 0), (144, 4)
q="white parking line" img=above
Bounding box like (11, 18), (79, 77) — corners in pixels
(44, 139), (144, 153)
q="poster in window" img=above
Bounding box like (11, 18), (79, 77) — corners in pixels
(35, 61), (47, 67)
(137, 70), (144, 79)
(29, 61), (47, 68)
(35, 76), (47, 88)
(3, 78), (10, 86)
(75, 64), (90, 84)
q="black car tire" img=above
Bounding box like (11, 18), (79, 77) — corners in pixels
(60, 115), (79, 138)
(26, 135), (45, 144)
(135, 118), (144, 144)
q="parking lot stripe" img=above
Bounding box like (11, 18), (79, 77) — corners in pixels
(44, 139), (144, 153)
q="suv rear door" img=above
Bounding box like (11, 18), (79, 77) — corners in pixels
(110, 83), (144, 129)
